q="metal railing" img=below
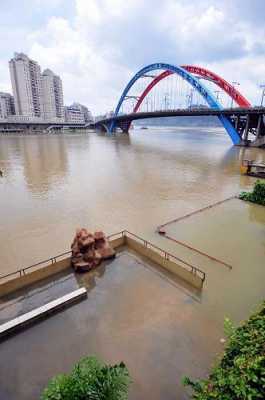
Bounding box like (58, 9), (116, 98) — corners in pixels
(108, 230), (206, 282)
(0, 250), (72, 284)
(0, 230), (205, 284)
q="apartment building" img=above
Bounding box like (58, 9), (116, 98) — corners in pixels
(7, 52), (92, 124)
(70, 102), (93, 123)
(41, 69), (64, 122)
(64, 105), (85, 124)
(9, 53), (43, 118)
(0, 92), (15, 119)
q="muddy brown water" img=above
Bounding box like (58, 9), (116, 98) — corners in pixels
(0, 127), (264, 399)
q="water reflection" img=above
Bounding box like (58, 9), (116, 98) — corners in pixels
(22, 136), (68, 194)
(0, 135), (69, 194)
(247, 202), (265, 225)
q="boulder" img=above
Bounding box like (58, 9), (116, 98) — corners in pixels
(98, 244), (116, 260)
(71, 228), (115, 272)
(74, 260), (94, 272)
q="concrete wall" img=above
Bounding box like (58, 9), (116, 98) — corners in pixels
(0, 234), (203, 297)
(125, 236), (203, 289)
(0, 237), (125, 298)
(0, 257), (71, 298)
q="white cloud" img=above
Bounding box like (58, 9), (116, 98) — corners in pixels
(1, 0), (265, 112)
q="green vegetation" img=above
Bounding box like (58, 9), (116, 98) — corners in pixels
(239, 180), (265, 206)
(183, 301), (265, 399)
(41, 356), (130, 400)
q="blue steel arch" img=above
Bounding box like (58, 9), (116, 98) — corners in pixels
(110, 63), (240, 144)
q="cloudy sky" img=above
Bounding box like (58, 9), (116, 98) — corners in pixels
(1, 0), (265, 114)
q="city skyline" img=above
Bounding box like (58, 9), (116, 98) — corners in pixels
(0, 52), (92, 123)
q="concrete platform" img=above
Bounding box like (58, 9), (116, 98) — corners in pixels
(0, 251), (221, 400)
(0, 287), (87, 339)
(0, 269), (79, 324)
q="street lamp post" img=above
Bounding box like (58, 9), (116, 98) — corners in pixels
(186, 89), (194, 109)
(214, 90), (221, 102)
(164, 93), (169, 110)
(259, 84), (265, 107)
(231, 81), (240, 108)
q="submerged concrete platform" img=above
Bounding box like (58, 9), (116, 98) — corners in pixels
(0, 251), (220, 400)
(0, 287), (87, 339)
(0, 269), (79, 324)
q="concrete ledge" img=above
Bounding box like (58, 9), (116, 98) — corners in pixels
(0, 287), (87, 340)
(0, 232), (205, 299)
(125, 236), (204, 289)
(0, 258), (72, 298)
(0, 237), (124, 298)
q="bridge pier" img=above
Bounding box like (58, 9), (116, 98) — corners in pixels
(243, 114), (250, 142)
(256, 115), (262, 139)
(117, 120), (130, 133)
(95, 120), (130, 135)
(231, 112), (265, 148)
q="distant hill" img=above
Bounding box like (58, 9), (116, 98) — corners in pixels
(134, 115), (221, 127)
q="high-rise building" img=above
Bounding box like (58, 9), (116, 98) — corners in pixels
(9, 53), (43, 118)
(64, 105), (85, 124)
(8, 52), (89, 124)
(64, 103), (93, 124)
(70, 102), (93, 123)
(41, 69), (64, 122)
(0, 92), (15, 119)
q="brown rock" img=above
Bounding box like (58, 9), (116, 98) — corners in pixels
(79, 236), (95, 248)
(83, 249), (95, 262)
(71, 241), (79, 255)
(94, 231), (105, 240)
(98, 245), (116, 260)
(74, 260), (94, 272)
(71, 228), (114, 272)
(76, 228), (82, 239)
(94, 250), (102, 266)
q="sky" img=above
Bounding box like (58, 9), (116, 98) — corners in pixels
(1, 0), (265, 114)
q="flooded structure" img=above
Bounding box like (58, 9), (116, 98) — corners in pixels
(0, 129), (264, 399)
(240, 159), (265, 178)
(0, 230), (207, 399)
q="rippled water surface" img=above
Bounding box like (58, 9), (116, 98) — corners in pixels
(0, 127), (264, 276)
(0, 127), (264, 399)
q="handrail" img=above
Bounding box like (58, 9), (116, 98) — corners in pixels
(0, 230), (205, 284)
(120, 230), (205, 282)
(0, 250), (72, 283)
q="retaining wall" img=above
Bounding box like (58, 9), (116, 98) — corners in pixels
(0, 234), (204, 297)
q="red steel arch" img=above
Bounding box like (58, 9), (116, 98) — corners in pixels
(182, 65), (251, 107)
(133, 65), (251, 113)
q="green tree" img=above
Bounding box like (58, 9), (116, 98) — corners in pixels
(239, 180), (265, 206)
(41, 356), (131, 400)
(183, 302), (265, 399)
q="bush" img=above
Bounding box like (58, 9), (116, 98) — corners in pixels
(239, 180), (265, 206)
(41, 356), (131, 400)
(183, 301), (265, 399)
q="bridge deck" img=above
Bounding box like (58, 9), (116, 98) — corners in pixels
(96, 107), (265, 124)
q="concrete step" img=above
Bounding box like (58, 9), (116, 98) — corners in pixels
(0, 287), (87, 340)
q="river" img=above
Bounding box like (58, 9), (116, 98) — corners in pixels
(0, 127), (264, 399)
(0, 127), (264, 277)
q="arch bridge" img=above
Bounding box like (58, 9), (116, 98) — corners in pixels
(95, 63), (265, 148)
